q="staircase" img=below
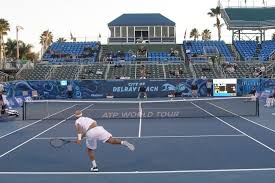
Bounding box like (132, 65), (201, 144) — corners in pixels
(99, 45), (110, 62)
(214, 62), (225, 78)
(252, 43), (262, 60)
(229, 44), (240, 61)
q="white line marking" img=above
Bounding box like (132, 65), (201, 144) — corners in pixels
(191, 102), (275, 153)
(34, 134), (245, 140)
(0, 105), (93, 158)
(1, 168), (275, 174)
(208, 102), (275, 133)
(0, 105), (77, 139)
(138, 102), (142, 138)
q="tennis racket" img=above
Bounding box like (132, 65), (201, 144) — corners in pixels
(49, 138), (76, 148)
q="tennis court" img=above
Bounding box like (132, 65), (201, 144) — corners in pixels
(0, 97), (275, 183)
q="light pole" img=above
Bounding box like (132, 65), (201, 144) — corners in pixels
(16, 25), (23, 60)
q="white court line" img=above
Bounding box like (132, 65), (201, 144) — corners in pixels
(1, 168), (275, 174)
(191, 102), (275, 153)
(34, 134), (245, 140)
(208, 102), (275, 133)
(0, 105), (93, 158)
(138, 102), (142, 138)
(0, 104), (78, 139)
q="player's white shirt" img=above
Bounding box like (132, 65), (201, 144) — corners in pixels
(75, 117), (96, 133)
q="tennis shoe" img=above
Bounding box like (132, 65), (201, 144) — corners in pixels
(272, 113), (275, 116)
(90, 166), (99, 172)
(123, 141), (135, 151)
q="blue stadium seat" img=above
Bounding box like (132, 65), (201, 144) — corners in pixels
(184, 41), (234, 62)
(42, 41), (100, 64)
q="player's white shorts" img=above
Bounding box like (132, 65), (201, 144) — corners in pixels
(85, 126), (112, 150)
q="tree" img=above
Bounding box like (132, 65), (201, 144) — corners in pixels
(5, 38), (17, 59)
(40, 30), (53, 54)
(201, 29), (212, 40)
(208, 6), (224, 41)
(190, 28), (200, 40)
(5, 39), (38, 61)
(19, 42), (33, 60)
(25, 52), (40, 61)
(0, 18), (10, 67)
(57, 37), (66, 42)
(272, 33), (275, 40)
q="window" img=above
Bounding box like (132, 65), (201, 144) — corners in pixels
(128, 27), (134, 37)
(169, 27), (175, 37)
(121, 26), (127, 37)
(149, 27), (154, 37)
(109, 27), (114, 38)
(155, 26), (161, 37)
(115, 27), (120, 37)
(162, 26), (168, 37)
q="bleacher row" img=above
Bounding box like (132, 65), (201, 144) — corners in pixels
(23, 64), (191, 80)
(21, 40), (274, 81)
(21, 62), (274, 81)
(43, 42), (100, 63)
(184, 40), (234, 62)
(41, 40), (275, 64)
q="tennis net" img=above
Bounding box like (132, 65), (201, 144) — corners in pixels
(23, 97), (259, 120)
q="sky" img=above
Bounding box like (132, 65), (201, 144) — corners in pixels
(1, 0), (275, 53)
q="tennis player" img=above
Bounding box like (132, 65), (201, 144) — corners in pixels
(74, 110), (135, 172)
(138, 84), (147, 99)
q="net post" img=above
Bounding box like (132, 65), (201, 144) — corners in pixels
(46, 100), (49, 118)
(256, 97), (260, 117)
(22, 101), (26, 120)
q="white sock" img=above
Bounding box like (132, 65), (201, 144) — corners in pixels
(92, 160), (97, 168)
(121, 141), (125, 145)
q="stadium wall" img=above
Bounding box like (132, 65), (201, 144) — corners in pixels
(2, 79), (275, 109)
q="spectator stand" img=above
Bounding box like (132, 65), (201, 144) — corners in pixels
(42, 41), (100, 64)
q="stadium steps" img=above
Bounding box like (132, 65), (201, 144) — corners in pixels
(228, 44), (240, 61)
(95, 43), (101, 62)
(213, 63), (224, 78)
(189, 63), (197, 78)
(252, 43), (262, 60)
(46, 66), (55, 80)
(162, 64), (167, 79)
(100, 45), (110, 62)
(75, 65), (83, 80)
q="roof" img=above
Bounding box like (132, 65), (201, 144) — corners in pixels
(108, 13), (175, 26)
(222, 7), (275, 30)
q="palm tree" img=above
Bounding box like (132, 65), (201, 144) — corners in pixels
(190, 28), (200, 40)
(40, 30), (53, 54)
(5, 38), (17, 59)
(5, 39), (37, 61)
(19, 42), (33, 60)
(208, 6), (223, 41)
(57, 37), (66, 42)
(0, 18), (10, 67)
(25, 52), (39, 61)
(201, 29), (212, 40)
(272, 33), (275, 40)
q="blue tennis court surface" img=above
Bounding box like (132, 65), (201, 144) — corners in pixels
(0, 99), (275, 183)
